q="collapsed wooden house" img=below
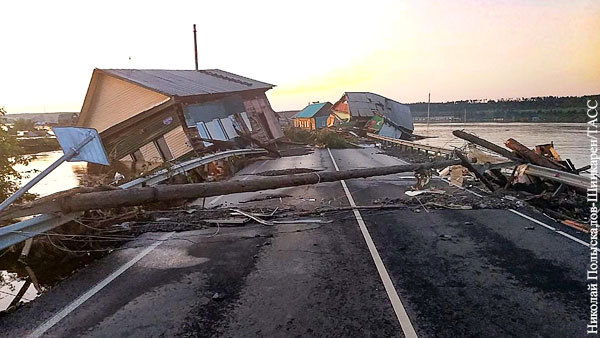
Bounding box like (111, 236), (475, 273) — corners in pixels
(78, 69), (282, 164)
(331, 92), (414, 140)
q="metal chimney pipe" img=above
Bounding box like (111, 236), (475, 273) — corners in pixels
(193, 24), (199, 71)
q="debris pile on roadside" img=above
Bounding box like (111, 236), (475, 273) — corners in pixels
(449, 130), (589, 229)
(377, 129), (589, 229)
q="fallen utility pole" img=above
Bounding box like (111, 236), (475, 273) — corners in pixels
(1, 159), (460, 220)
(452, 130), (521, 162)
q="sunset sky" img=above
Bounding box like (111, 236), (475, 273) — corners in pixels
(1, 0), (598, 114)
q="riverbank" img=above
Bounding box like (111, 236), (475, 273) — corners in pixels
(17, 138), (59, 155)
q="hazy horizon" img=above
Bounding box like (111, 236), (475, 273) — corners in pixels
(1, 0), (598, 114)
(4, 92), (600, 115)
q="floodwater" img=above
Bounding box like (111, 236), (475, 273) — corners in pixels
(13, 151), (89, 197)
(414, 122), (588, 168)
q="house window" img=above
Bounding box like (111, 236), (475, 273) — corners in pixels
(196, 122), (213, 147)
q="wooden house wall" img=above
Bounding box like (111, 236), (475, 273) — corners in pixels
(79, 72), (170, 133)
(164, 126), (194, 159)
(139, 142), (162, 163)
(177, 91), (282, 151)
(240, 92), (283, 141)
(101, 106), (183, 161)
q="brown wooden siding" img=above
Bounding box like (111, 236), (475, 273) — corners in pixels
(79, 72), (170, 133)
(164, 126), (193, 159)
(139, 142), (162, 163)
(240, 92), (283, 140)
(102, 107), (182, 161)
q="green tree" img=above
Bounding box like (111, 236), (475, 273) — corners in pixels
(0, 107), (31, 201)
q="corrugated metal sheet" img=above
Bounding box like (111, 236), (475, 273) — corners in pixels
(102, 69), (273, 97)
(164, 126), (193, 159)
(345, 92), (414, 132)
(379, 123), (404, 139)
(139, 142), (162, 163)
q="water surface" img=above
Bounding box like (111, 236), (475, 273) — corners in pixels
(414, 123), (588, 168)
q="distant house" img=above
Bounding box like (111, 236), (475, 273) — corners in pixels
(78, 68), (282, 164)
(275, 110), (300, 127)
(293, 102), (332, 130)
(331, 92), (414, 140)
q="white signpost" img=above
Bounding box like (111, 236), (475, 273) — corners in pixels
(0, 127), (109, 213)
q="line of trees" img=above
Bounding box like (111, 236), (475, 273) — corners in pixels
(409, 94), (598, 122)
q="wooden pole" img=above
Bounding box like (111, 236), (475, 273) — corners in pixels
(1, 159), (461, 220)
(193, 24), (199, 71)
(505, 138), (564, 170)
(452, 130), (520, 161)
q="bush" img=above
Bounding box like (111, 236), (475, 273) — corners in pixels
(0, 107), (32, 201)
(283, 127), (316, 144)
(315, 130), (351, 149)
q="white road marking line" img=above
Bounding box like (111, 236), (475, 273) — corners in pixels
(327, 148), (418, 338)
(508, 209), (589, 248)
(27, 232), (174, 338)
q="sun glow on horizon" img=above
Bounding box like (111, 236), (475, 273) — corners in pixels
(0, 0), (598, 114)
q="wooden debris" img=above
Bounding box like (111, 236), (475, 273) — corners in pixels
(455, 150), (496, 192)
(505, 138), (565, 170)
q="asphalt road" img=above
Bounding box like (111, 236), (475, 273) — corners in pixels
(0, 148), (589, 337)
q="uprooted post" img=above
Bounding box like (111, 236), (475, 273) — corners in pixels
(452, 130), (521, 162)
(0, 159), (461, 220)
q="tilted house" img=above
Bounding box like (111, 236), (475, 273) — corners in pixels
(331, 92), (414, 140)
(293, 102), (332, 130)
(78, 69), (282, 164)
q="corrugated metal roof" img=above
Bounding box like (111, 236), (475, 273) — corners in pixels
(100, 69), (274, 97)
(295, 102), (330, 118)
(344, 92), (414, 132)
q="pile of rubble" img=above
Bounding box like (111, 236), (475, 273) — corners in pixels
(444, 130), (589, 232)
